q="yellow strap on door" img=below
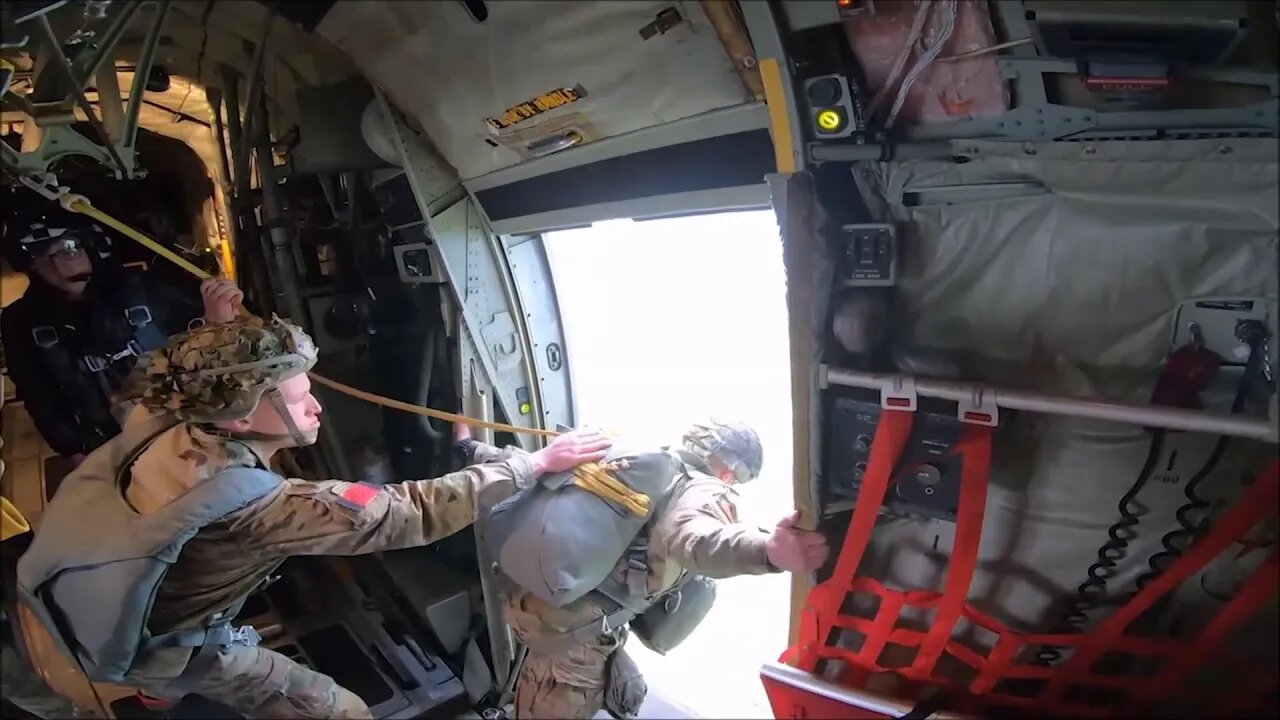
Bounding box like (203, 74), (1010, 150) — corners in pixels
(55, 193), (557, 439)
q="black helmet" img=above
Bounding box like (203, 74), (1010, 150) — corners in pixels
(2, 203), (111, 273)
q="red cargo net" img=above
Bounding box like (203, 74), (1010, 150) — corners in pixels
(765, 410), (1279, 719)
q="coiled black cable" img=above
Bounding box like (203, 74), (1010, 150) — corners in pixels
(1035, 430), (1167, 665)
(1133, 323), (1265, 593)
(1038, 321), (1269, 665)
(1133, 436), (1229, 593)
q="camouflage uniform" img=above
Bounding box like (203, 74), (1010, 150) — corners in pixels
(22, 316), (538, 719)
(489, 421), (779, 720)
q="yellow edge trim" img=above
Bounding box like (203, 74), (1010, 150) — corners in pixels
(758, 57), (798, 174)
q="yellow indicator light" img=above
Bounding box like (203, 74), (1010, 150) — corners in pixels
(816, 108), (844, 132)
(519, 402), (532, 415)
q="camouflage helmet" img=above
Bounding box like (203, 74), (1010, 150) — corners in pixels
(124, 315), (318, 423)
(681, 419), (764, 484)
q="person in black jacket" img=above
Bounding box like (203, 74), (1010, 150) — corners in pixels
(1, 201), (237, 466)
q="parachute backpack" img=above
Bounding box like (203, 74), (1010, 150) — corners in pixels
(484, 419), (764, 652)
(485, 439), (687, 609)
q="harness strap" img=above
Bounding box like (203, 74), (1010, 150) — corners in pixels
(522, 605), (637, 657)
(524, 569), (698, 657)
(146, 623), (261, 651)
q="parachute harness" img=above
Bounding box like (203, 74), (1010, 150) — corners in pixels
(16, 175), (556, 439)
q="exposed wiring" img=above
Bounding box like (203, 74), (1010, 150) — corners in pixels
(865, 0), (933, 120)
(885, 0), (958, 128)
(1036, 430), (1166, 665)
(178, 0), (216, 115)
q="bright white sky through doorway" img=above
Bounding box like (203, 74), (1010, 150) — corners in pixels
(544, 209), (793, 718)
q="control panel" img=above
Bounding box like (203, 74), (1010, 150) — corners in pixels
(825, 395), (966, 521)
(839, 223), (897, 287)
(393, 242), (445, 284)
(1170, 297), (1273, 366)
(801, 74), (864, 139)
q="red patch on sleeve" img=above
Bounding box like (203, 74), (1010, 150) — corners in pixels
(337, 482), (380, 510)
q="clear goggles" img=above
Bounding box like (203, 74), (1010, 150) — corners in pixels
(35, 237), (86, 262)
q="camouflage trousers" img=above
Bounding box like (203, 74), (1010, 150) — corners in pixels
(133, 645), (371, 719)
(505, 592), (624, 720)
(1, 639), (95, 718)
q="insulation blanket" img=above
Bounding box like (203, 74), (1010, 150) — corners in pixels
(316, 1), (751, 181)
(843, 138), (1278, 676)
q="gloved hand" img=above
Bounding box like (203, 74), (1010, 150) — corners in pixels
(200, 278), (243, 324)
(765, 511), (830, 573)
(530, 429), (611, 478)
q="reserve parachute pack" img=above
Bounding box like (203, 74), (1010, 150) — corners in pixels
(15, 412), (282, 683)
(629, 574), (717, 655)
(485, 444), (684, 608)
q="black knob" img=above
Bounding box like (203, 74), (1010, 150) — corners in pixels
(807, 77), (843, 107)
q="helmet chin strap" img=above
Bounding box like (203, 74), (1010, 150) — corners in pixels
(267, 388), (310, 448)
(209, 389), (310, 447)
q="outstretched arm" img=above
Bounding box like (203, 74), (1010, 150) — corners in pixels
(227, 430), (611, 558)
(654, 479), (830, 577)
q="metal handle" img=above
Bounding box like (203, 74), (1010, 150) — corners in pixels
(760, 661), (969, 719)
(526, 130), (584, 158)
(824, 366), (1277, 441)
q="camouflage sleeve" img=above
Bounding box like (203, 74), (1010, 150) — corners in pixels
(223, 456), (537, 557)
(466, 440), (529, 464)
(650, 476), (778, 578)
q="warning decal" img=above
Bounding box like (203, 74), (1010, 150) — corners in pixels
(486, 86), (587, 132)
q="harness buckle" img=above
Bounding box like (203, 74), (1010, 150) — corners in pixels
(126, 339), (145, 358)
(124, 305), (152, 328)
(880, 376), (918, 412)
(957, 386), (999, 426)
(83, 355), (107, 373)
(17, 173), (67, 203)
(31, 326), (59, 348)
(230, 625), (261, 647)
